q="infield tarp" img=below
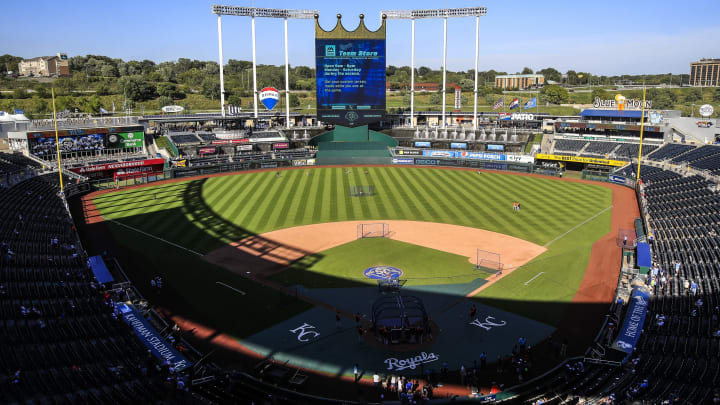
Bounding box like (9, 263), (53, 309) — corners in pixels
(612, 286), (650, 354)
(88, 255), (113, 284)
(115, 303), (191, 370)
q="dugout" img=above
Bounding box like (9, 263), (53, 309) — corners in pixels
(372, 295), (429, 344)
(309, 125), (397, 165)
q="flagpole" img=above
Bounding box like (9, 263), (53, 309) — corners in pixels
(51, 88), (64, 193)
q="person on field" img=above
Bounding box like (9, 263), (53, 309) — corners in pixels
(469, 304), (477, 321)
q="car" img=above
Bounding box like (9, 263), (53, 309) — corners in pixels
(696, 121), (712, 128)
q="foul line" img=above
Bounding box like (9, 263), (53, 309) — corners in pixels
(544, 206), (613, 248)
(524, 272), (545, 286)
(107, 219), (204, 256)
(216, 281), (246, 296)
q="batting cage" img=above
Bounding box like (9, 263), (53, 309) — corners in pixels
(349, 185), (375, 197)
(357, 222), (390, 239)
(378, 278), (407, 294)
(372, 295), (429, 345)
(475, 249), (503, 273)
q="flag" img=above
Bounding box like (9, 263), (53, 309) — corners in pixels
(524, 97), (537, 110)
(112, 101), (116, 114)
(100, 107), (109, 114)
(492, 98), (504, 110)
(509, 98), (520, 110)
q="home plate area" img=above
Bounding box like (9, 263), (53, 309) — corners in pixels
(236, 283), (555, 377)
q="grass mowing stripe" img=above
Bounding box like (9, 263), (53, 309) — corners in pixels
(435, 171), (491, 227)
(452, 172), (506, 232)
(268, 171), (305, 230)
(373, 167), (404, 219)
(208, 171), (255, 216)
(311, 169), (329, 224)
(290, 169), (314, 225)
(391, 168), (440, 222)
(247, 172), (294, 232)
(348, 169), (371, 220)
(361, 169), (383, 219)
(213, 170), (265, 223)
(420, 169), (474, 225)
(386, 166), (429, 221)
(265, 171), (302, 230)
(367, 168), (394, 219)
(238, 173), (283, 232)
(340, 169), (354, 219)
(319, 168), (336, 223)
(298, 168), (323, 226)
(328, 168), (339, 221)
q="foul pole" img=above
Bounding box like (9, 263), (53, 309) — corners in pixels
(217, 15), (226, 117)
(635, 85), (648, 187)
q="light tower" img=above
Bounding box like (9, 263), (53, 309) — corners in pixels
(212, 5), (317, 127)
(381, 7), (487, 129)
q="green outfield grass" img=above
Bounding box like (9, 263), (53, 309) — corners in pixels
(91, 167), (613, 328)
(270, 237), (485, 289)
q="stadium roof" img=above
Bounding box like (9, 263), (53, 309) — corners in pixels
(580, 109), (645, 118)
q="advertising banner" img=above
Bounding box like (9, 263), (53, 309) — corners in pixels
(414, 158), (440, 166)
(273, 142), (290, 149)
(612, 287), (650, 354)
(422, 150), (455, 158)
(484, 162), (507, 170)
(236, 144), (253, 152)
(198, 147), (216, 155)
(459, 151), (505, 161)
(450, 142), (467, 149)
(414, 141), (431, 148)
(395, 149), (421, 156)
(115, 303), (191, 370)
(211, 138), (250, 145)
(609, 174), (635, 188)
(535, 153), (627, 167)
(505, 155), (535, 164)
(487, 144), (504, 151)
(392, 158), (415, 165)
(454, 87), (461, 111)
(70, 158), (165, 174)
(114, 132), (144, 148)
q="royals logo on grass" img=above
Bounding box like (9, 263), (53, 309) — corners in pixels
(259, 87), (280, 111)
(364, 266), (403, 280)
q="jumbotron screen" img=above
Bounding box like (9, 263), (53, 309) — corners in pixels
(315, 38), (386, 126)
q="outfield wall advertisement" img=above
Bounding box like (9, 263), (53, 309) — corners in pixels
(420, 150), (534, 163)
(535, 153), (627, 167)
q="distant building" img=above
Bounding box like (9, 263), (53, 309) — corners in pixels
(494, 74), (544, 89)
(690, 59), (720, 86)
(18, 53), (70, 77)
(385, 82), (458, 92)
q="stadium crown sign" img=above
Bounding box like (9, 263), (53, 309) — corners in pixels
(593, 94), (651, 110)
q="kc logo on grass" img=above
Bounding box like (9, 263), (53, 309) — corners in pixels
(385, 352), (439, 371)
(259, 87), (280, 111)
(364, 266), (403, 280)
(289, 323), (320, 342)
(470, 316), (507, 331)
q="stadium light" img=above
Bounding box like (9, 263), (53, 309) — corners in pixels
(212, 5), (318, 127)
(381, 7), (487, 129)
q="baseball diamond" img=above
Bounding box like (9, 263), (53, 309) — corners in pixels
(76, 165), (637, 393)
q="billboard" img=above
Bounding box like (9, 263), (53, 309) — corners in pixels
(392, 158), (414, 165)
(414, 141), (431, 148)
(450, 142), (467, 149)
(28, 130), (143, 156)
(273, 142), (289, 149)
(487, 144), (504, 151)
(198, 147), (216, 155)
(315, 17), (386, 126)
(535, 153), (627, 167)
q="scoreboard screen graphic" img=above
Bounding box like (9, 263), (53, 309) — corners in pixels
(315, 38), (386, 126)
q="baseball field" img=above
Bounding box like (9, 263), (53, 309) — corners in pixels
(79, 166), (619, 340)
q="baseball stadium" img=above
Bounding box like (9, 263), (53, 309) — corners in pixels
(2, 2), (720, 405)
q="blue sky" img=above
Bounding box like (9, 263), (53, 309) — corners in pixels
(2, 0), (719, 75)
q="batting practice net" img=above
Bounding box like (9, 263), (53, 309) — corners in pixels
(475, 249), (503, 272)
(357, 223), (390, 239)
(349, 185), (375, 197)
